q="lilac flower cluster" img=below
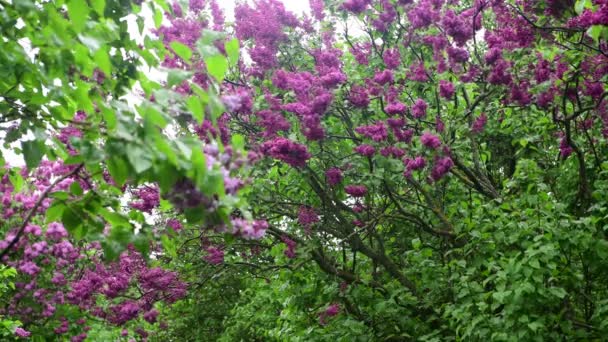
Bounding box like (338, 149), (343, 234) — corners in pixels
(260, 138), (312, 168)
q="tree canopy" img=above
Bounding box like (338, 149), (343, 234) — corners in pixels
(1, 0), (608, 340)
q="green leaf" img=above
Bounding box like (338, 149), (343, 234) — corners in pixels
(154, 8), (163, 29)
(21, 140), (46, 169)
(231, 134), (245, 151)
(99, 208), (130, 227)
(142, 105), (168, 128)
(94, 46), (112, 75)
(107, 157), (129, 187)
(575, 0), (593, 14)
(9, 171), (24, 193)
(548, 287), (567, 299)
(62, 206), (82, 233)
(167, 70), (193, 88)
(170, 41), (192, 63)
(225, 38), (239, 66)
(46, 202), (66, 223)
(187, 96), (204, 124)
(70, 181), (83, 196)
(126, 145), (152, 174)
(91, 0), (105, 15)
(68, 0), (90, 32)
(161, 235), (177, 258)
(587, 25), (603, 43)
(204, 54), (228, 82)
(132, 234), (150, 256)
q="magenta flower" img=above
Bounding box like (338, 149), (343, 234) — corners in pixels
(420, 132), (442, 149)
(15, 327), (31, 338)
(355, 122), (388, 142)
(281, 235), (297, 258)
(143, 309), (159, 324)
(471, 113), (488, 134)
(354, 144), (376, 157)
(325, 168), (343, 186)
(404, 156), (426, 172)
(260, 138), (311, 168)
(298, 206), (319, 228)
(204, 247), (224, 265)
(385, 102), (407, 115)
(349, 85), (370, 108)
(383, 48), (401, 69)
(373, 70), (394, 85)
(430, 157), (454, 181)
(342, 0), (371, 13)
(559, 138), (573, 159)
(345, 185), (367, 197)
(439, 80), (455, 99)
(411, 99), (428, 119)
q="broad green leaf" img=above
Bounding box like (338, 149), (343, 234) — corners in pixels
(187, 96), (204, 124)
(107, 156), (129, 187)
(94, 46), (112, 75)
(170, 41), (192, 62)
(68, 0), (90, 32)
(167, 70), (193, 88)
(70, 181), (84, 196)
(587, 25), (603, 43)
(161, 235), (177, 258)
(21, 140), (46, 169)
(575, 0), (593, 14)
(9, 171), (24, 193)
(154, 8), (163, 29)
(91, 0), (105, 15)
(231, 134), (245, 151)
(225, 38), (239, 66)
(204, 54), (228, 82)
(126, 145), (152, 174)
(62, 206), (82, 233)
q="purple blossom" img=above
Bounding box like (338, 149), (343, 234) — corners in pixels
(309, 0), (325, 20)
(325, 168), (343, 186)
(15, 327), (31, 338)
(407, 62), (429, 82)
(430, 157), (454, 181)
(167, 219), (183, 232)
(420, 132), (442, 149)
(19, 261), (40, 276)
(404, 156), (427, 172)
(205, 247), (224, 265)
(325, 303), (340, 316)
(373, 70), (394, 85)
(298, 206), (319, 228)
(355, 122), (388, 142)
(232, 218), (268, 240)
(260, 138), (311, 168)
(488, 59), (512, 85)
(471, 113), (488, 134)
(345, 185), (367, 197)
(560, 138), (573, 159)
(349, 85), (370, 108)
(385, 102), (407, 115)
(447, 46), (469, 64)
(380, 146), (405, 158)
(439, 80), (455, 99)
(282, 235), (297, 258)
(256, 110), (291, 137)
(130, 186), (160, 213)
(342, 0), (371, 13)
(354, 144), (376, 157)
(411, 99), (428, 119)
(383, 48), (401, 69)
